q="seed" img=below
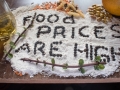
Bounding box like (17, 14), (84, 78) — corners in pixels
(100, 11), (105, 15)
(96, 11), (100, 13)
(91, 15), (96, 19)
(100, 13), (104, 17)
(101, 19), (104, 21)
(3, 33), (9, 36)
(96, 7), (103, 11)
(92, 5), (97, 8)
(96, 5), (101, 8)
(103, 16), (107, 19)
(96, 7), (100, 10)
(88, 4), (112, 23)
(92, 4), (96, 7)
(89, 12), (94, 15)
(92, 10), (96, 13)
(96, 13), (100, 16)
(88, 9), (93, 12)
(101, 19), (107, 23)
(97, 17), (102, 21)
(88, 7), (93, 10)
(93, 9), (96, 12)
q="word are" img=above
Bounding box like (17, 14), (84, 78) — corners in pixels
(15, 41), (120, 63)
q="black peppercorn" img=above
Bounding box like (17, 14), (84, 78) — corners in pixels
(47, 14), (59, 23)
(36, 14), (45, 22)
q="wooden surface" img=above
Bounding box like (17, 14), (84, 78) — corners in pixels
(0, 0), (120, 83)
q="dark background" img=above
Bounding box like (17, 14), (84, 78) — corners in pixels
(0, 0), (120, 88)
(0, 83), (120, 90)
